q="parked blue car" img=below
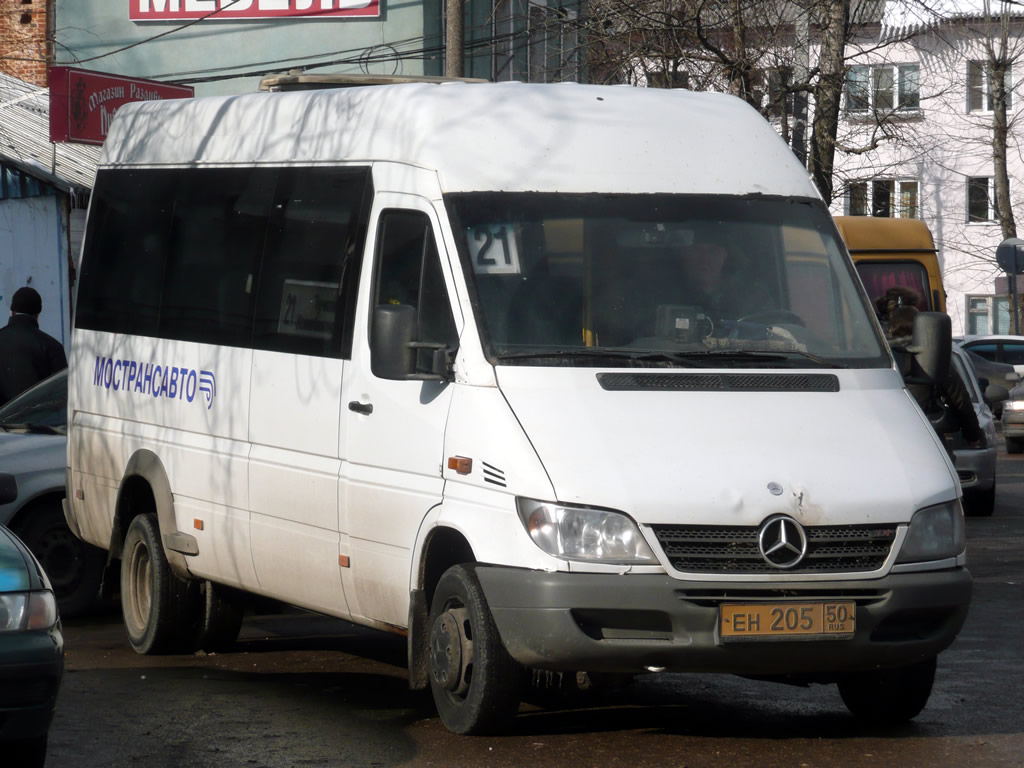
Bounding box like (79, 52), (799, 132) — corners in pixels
(0, 472), (63, 767)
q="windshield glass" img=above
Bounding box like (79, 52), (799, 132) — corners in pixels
(446, 193), (887, 368)
(0, 369), (67, 432)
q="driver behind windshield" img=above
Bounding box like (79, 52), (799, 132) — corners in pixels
(672, 231), (776, 322)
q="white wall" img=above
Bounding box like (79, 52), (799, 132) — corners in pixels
(0, 196), (71, 352)
(831, 25), (1024, 336)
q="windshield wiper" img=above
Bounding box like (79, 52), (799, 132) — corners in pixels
(494, 349), (705, 366)
(0, 422), (64, 435)
(663, 350), (847, 368)
(495, 348), (846, 368)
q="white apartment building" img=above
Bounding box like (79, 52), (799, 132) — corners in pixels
(832, 7), (1024, 335)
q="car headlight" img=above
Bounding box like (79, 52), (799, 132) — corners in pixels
(516, 498), (657, 563)
(1003, 399), (1024, 412)
(895, 500), (966, 564)
(0, 591), (58, 632)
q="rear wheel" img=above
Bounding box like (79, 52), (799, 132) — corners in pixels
(964, 483), (996, 517)
(428, 564), (521, 734)
(120, 513), (197, 654)
(15, 501), (105, 618)
(838, 657), (936, 724)
(194, 580), (245, 652)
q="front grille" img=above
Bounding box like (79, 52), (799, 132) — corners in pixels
(651, 523), (899, 575)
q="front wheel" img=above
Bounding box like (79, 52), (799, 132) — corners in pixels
(120, 513), (197, 654)
(838, 657), (936, 724)
(1006, 436), (1023, 454)
(428, 564), (521, 734)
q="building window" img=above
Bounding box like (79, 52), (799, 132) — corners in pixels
(846, 179), (919, 218)
(968, 60), (1013, 112)
(968, 177), (994, 222)
(466, 0), (581, 83)
(846, 64), (920, 114)
(0, 163), (45, 200)
(966, 295), (1012, 335)
(968, 296), (991, 335)
(762, 67), (793, 118)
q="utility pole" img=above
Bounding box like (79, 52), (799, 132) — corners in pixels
(445, 0), (464, 77)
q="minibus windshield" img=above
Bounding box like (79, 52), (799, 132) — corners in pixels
(446, 193), (888, 369)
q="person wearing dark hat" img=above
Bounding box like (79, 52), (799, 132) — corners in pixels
(884, 300), (983, 448)
(0, 286), (68, 406)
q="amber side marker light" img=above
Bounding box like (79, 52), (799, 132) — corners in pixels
(448, 456), (472, 475)
(338, 555), (350, 568)
(194, 519), (204, 531)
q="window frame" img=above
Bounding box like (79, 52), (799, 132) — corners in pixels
(845, 178), (920, 218)
(967, 176), (995, 223)
(846, 63), (921, 115)
(968, 59), (1013, 113)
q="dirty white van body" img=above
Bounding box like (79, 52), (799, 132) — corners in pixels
(64, 82), (969, 733)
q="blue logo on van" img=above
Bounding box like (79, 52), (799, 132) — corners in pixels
(199, 371), (216, 409)
(92, 356), (215, 409)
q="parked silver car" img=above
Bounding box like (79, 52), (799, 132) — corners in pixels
(949, 344), (1004, 517)
(0, 370), (104, 616)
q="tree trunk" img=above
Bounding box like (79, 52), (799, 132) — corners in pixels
(808, 0), (849, 205)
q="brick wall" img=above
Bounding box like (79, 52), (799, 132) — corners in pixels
(0, 0), (51, 86)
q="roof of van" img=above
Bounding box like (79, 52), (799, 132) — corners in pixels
(100, 81), (818, 197)
(833, 215), (937, 253)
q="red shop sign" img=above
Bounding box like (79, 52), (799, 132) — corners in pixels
(130, 0), (380, 21)
(49, 67), (194, 145)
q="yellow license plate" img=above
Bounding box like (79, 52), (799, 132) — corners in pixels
(720, 602), (855, 641)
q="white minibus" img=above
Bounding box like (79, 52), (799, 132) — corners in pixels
(65, 81), (969, 734)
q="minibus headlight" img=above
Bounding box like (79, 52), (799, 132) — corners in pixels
(516, 498), (657, 563)
(896, 500), (966, 563)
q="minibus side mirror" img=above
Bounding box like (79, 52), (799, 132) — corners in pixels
(904, 311), (951, 387)
(371, 304), (452, 382)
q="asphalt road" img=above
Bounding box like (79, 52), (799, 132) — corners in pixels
(44, 452), (1024, 768)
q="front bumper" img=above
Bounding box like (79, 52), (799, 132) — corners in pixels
(0, 629), (64, 741)
(477, 566), (971, 678)
(953, 445), (997, 491)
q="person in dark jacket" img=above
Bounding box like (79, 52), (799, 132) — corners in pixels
(886, 301), (984, 447)
(0, 287), (67, 406)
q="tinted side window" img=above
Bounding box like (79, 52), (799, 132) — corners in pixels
(76, 169), (174, 336)
(76, 166), (372, 358)
(372, 210), (457, 374)
(160, 168), (272, 346)
(1001, 342), (1024, 366)
(253, 167), (372, 358)
(964, 342), (999, 362)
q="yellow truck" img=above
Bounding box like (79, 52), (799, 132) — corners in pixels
(834, 215), (946, 313)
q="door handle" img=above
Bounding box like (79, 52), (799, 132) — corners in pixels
(348, 401), (373, 415)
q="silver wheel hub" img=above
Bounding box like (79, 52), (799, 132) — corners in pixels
(429, 606), (472, 696)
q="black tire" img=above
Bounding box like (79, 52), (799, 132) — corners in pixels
(428, 564), (521, 734)
(120, 513), (197, 655)
(1005, 436), (1023, 454)
(965, 484), (996, 517)
(15, 500), (105, 618)
(838, 657), (937, 724)
(194, 580), (245, 653)
(8, 735), (47, 768)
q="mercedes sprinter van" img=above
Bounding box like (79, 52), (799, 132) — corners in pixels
(65, 82), (969, 734)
